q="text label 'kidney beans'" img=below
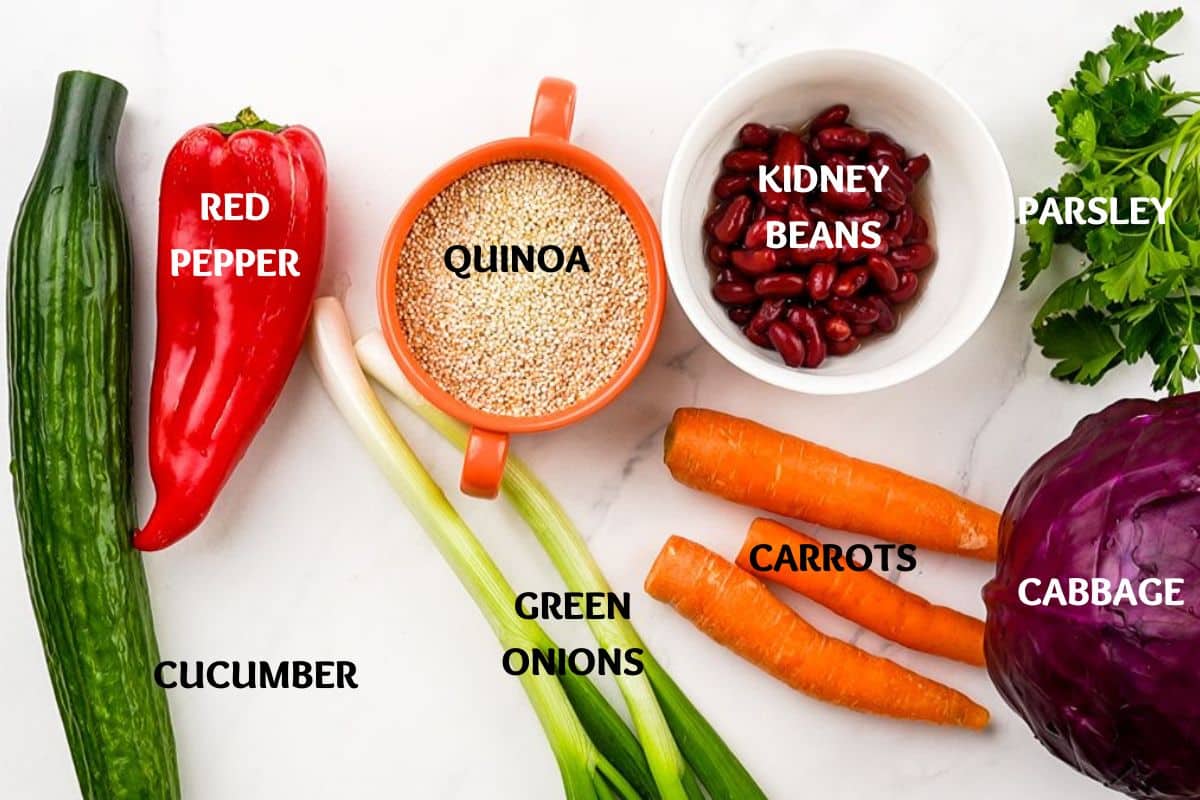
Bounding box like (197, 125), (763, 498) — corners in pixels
(704, 103), (934, 368)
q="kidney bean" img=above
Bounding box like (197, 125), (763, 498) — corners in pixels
(874, 182), (906, 212)
(727, 305), (756, 325)
(716, 268), (738, 283)
(710, 195), (752, 244)
(841, 209), (890, 229)
(751, 201), (768, 222)
(808, 204), (840, 226)
(731, 247), (779, 275)
(903, 154), (931, 183)
(907, 214), (929, 244)
(704, 205), (722, 237)
(886, 271), (920, 303)
(890, 204), (915, 238)
(811, 103), (849, 133)
(864, 254), (899, 292)
(832, 266), (870, 297)
(878, 164), (914, 198)
(816, 126), (870, 152)
(706, 241), (730, 267)
(823, 315), (853, 342)
(790, 245), (839, 266)
(738, 122), (775, 149)
(829, 335), (860, 356)
(810, 103), (850, 133)
(837, 237), (890, 263)
(866, 295), (897, 332)
(787, 200), (812, 222)
(760, 188), (790, 213)
(743, 218), (772, 249)
(890, 242), (934, 271)
(822, 188), (873, 212)
(771, 131), (807, 172)
(823, 152), (856, 171)
(712, 276), (756, 305)
(755, 273), (807, 298)
(767, 321), (807, 367)
(748, 297), (786, 333)
(714, 174), (753, 199)
(807, 262), (837, 300)
(743, 323), (773, 349)
(723, 149), (770, 174)
(852, 322), (875, 337)
(827, 296), (880, 324)
(883, 230), (905, 251)
(810, 305), (832, 327)
(785, 307), (827, 367)
(867, 131), (906, 162)
(808, 136), (827, 163)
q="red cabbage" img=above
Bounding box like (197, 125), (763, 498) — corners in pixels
(985, 393), (1200, 800)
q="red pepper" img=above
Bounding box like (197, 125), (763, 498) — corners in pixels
(134, 108), (326, 551)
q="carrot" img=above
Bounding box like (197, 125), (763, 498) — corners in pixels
(645, 535), (990, 729)
(663, 407), (999, 560)
(737, 518), (986, 666)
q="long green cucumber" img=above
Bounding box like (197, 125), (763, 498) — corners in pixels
(7, 70), (180, 799)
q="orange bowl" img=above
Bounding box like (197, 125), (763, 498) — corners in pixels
(377, 77), (666, 498)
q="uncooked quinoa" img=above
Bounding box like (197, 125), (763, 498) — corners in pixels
(396, 160), (648, 417)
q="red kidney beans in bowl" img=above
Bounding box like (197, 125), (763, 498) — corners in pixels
(705, 106), (934, 369)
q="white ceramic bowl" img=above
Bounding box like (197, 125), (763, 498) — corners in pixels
(661, 49), (1014, 394)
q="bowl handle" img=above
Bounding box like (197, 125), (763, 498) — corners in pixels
(460, 427), (510, 499)
(530, 77), (575, 140)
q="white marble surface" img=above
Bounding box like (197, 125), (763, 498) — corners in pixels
(0, 1), (1189, 797)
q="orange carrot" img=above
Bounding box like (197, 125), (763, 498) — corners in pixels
(737, 518), (986, 666)
(664, 407), (999, 560)
(645, 535), (990, 729)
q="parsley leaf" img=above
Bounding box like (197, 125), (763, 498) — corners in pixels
(1021, 8), (1200, 395)
(1034, 309), (1123, 384)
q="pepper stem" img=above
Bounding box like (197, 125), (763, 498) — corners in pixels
(213, 106), (284, 135)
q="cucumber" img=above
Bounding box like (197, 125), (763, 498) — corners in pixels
(7, 71), (180, 799)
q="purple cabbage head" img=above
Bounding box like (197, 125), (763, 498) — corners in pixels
(985, 393), (1200, 800)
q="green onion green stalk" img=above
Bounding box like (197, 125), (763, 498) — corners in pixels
(309, 298), (648, 799)
(356, 330), (766, 800)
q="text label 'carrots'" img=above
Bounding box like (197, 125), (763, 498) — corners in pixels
(738, 518), (987, 666)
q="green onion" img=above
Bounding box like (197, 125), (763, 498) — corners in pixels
(357, 331), (766, 800)
(309, 297), (648, 800)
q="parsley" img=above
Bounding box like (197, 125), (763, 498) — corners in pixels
(1021, 8), (1200, 394)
